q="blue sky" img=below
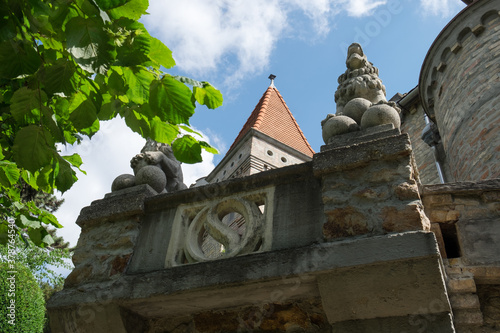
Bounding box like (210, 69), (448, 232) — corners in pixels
(55, 0), (466, 249)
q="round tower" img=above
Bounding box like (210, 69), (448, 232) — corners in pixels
(419, 0), (500, 182)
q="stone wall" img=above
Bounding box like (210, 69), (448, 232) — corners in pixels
(420, 0), (500, 182)
(421, 178), (500, 332)
(400, 96), (442, 185)
(48, 127), (454, 333)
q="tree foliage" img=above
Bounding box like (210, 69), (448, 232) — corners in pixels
(0, 262), (46, 332)
(0, 0), (223, 247)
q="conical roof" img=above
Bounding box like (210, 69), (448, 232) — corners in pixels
(227, 85), (314, 157)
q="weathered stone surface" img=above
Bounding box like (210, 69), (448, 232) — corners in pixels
(313, 134), (412, 176)
(318, 256), (451, 323)
(111, 174), (136, 192)
(49, 232), (441, 317)
(320, 123), (399, 151)
(342, 97), (372, 124)
(323, 206), (369, 238)
(457, 218), (500, 265)
(78, 184), (157, 227)
(381, 203), (430, 233)
(361, 103), (401, 130)
(330, 313), (455, 333)
(394, 181), (420, 200)
(135, 165), (167, 193)
(321, 114), (359, 144)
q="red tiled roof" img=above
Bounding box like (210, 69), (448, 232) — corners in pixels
(227, 86), (314, 157)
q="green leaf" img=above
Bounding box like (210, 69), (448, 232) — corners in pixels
(179, 125), (202, 138)
(65, 16), (114, 74)
(63, 153), (86, 175)
(21, 170), (38, 190)
(123, 67), (154, 104)
(55, 155), (77, 193)
(0, 161), (20, 186)
(108, 0), (149, 20)
(173, 75), (204, 88)
(94, 0), (130, 11)
(172, 135), (202, 164)
(39, 211), (62, 228)
(28, 227), (53, 247)
(13, 125), (55, 172)
(150, 117), (179, 144)
(10, 87), (45, 125)
(19, 214), (41, 229)
(199, 141), (219, 155)
(41, 105), (65, 143)
(149, 37), (175, 69)
(40, 59), (79, 97)
(115, 19), (151, 66)
(123, 107), (150, 137)
(149, 76), (195, 125)
(68, 91), (99, 131)
(0, 40), (41, 79)
(193, 83), (223, 109)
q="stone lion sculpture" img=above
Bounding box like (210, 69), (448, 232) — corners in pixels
(111, 139), (187, 194)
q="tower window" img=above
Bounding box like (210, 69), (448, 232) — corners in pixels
(281, 157), (287, 163)
(267, 150), (273, 156)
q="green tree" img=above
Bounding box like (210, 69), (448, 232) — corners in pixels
(0, 0), (223, 247)
(0, 262), (46, 333)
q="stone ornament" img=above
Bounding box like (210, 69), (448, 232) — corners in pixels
(165, 187), (274, 266)
(111, 138), (187, 194)
(322, 43), (401, 144)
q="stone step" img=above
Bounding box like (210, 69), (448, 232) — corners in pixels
(447, 275), (477, 294)
(453, 309), (484, 327)
(449, 293), (481, 310)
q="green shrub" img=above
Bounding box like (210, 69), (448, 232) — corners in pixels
(0, 262), (45, 333)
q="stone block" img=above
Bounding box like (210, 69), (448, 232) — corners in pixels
(422, 194), (453, 207)
(318, 256), (450, 323)
(77, 184), (157, 228)
(313, 134), (412, 176)
(449, 293), (480, 310)
(323, 206), (369, 239)
(453, 309), (484, 326)
(330, 313), (455, 333)
(381, 203), (430, 233)
(447, 276), (476, 294)
(457, 218), (500, 265)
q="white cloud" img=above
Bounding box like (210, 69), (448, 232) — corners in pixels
(143, 0), (389, 85)
(342, 0), (387, 17)
(419, 0), (465, 17)
(54, 118), (216, 247)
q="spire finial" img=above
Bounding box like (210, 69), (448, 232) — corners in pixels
(268, 74), (276, 88)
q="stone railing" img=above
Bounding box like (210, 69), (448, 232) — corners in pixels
(48, 127), (456, 333)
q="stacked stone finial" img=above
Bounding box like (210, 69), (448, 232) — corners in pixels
(322, 43), (401, 145)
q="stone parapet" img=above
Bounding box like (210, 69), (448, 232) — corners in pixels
(48, 130), (453, 332)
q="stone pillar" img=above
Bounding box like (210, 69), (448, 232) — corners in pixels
(312, 126), (455, 332)
(48, 185), (156, 332)
(313, 125), (430, 240)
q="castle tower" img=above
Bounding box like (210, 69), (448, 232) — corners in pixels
(205, 75), (314, 183)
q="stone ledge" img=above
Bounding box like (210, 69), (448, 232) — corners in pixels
(320, 124), (400, 151)
(76, 184), (157, 228)
(313, 133), (412, 176)
(421, 178), (500, 196)
(48, 231), (440, 316)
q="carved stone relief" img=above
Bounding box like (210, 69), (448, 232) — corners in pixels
(165, 187), (274, 267)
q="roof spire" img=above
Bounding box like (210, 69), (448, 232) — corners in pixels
(268, 74), (276, 88)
